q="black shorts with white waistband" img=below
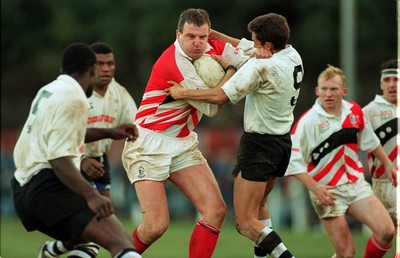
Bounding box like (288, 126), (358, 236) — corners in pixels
(232, 132), (291, 182)
(11, 169), (96, 241)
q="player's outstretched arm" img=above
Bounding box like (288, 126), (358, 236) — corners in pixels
(85, 124), (138, 143)
(167, 81), (229, 105)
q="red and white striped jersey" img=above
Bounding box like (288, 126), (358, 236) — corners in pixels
(363, 95), (398, 179)
(285, 99), (380, 187)
(135, 38), (252, 138)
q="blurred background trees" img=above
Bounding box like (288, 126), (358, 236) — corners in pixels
(2, 0), (397, 128)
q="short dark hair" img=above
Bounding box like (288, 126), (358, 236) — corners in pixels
(61, 43), (96, 75)
(380, 59), (399, 71)
(248, 13), (290, 50)
(90, 42), (113, 54)
(177, 8), (211, 32)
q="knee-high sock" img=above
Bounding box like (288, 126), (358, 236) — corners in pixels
(44, 240), (70, 256)
(114, 248), (142, 258)
(363, 235), (392, 258)
(254, 219), (271, 258)
(131, 226), (151, 254)
(257, 226), (294, 258)
(189, 220), (220, 258)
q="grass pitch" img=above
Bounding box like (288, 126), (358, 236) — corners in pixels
(1, 216), (396, 257)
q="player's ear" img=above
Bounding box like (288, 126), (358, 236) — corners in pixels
(315, 86), (319, 96)
(342, 87), (348, 96)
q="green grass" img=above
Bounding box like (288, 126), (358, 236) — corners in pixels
(1, 216), (396, 258)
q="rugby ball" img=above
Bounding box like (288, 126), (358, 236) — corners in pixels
(193, 54), (225, 88)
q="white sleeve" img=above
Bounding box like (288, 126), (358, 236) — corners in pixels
(285, 121), (311, 176)
(221, 58), (262, 104)
(120, 86), (138, 124)
(358, 114), (380, 152)
(221, 38), (253, 69)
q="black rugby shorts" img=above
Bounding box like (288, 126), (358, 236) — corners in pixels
(11, 169), (95, 241)
(232, 132), (291, 182)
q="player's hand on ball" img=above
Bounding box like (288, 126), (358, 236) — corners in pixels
(210, 54), (232, 70)
(166, 81), (185, 100)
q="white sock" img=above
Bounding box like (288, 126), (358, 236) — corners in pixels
(45, 240), (69, 256)
(114, 248), (142, 258)
(67, 249), (95, 258)
(254, 219), (272, 258)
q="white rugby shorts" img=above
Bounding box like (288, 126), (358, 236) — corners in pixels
(122, 126), (207, 183)
(309, 176), (374, 219)
(372, 178), (397, 225)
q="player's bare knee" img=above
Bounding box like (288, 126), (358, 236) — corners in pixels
(143, 222), (168, 240)
(381, 227), (395, 244)
(234, 221), (250, 237)
(200, 201), (227, 224)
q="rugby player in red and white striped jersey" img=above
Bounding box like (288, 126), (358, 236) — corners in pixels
(122, 8), (252, 258)
(286, 64), (397, 258)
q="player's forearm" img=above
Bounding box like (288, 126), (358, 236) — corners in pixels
(85, 128), (113, 143)
(182, 88), (229, 105)
(209, 29), (240, 47)
(371, 145), (393, 167)
(49, 157), (99, 200)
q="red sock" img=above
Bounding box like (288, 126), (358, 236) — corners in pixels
(131, 226), (151, 254)
(364, 235), (392, 258)
(189, 220), (220, 258)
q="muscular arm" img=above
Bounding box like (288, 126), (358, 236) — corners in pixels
(167, 63), (236, 105)
(85, 124), (138, 143)
(169, 82), (230, 105)
(209, 29), (240, 47)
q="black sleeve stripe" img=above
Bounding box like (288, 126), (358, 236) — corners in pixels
(311, 128), (359, 166)
(374, 118), (398, 146)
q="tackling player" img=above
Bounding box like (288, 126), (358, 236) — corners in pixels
(121, 8), (253, 258)
(167, 13), (302, 258)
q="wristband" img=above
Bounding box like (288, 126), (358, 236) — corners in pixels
(224, 65), (237, 72)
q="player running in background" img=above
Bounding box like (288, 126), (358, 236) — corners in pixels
(39, 42), (138, 258)
(11, 43), (141, 258)
(168, 13), (302, 258)
(285, 64), (396, 258)
(362, 59), (398, 253)
(121, 8), (254, 258)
